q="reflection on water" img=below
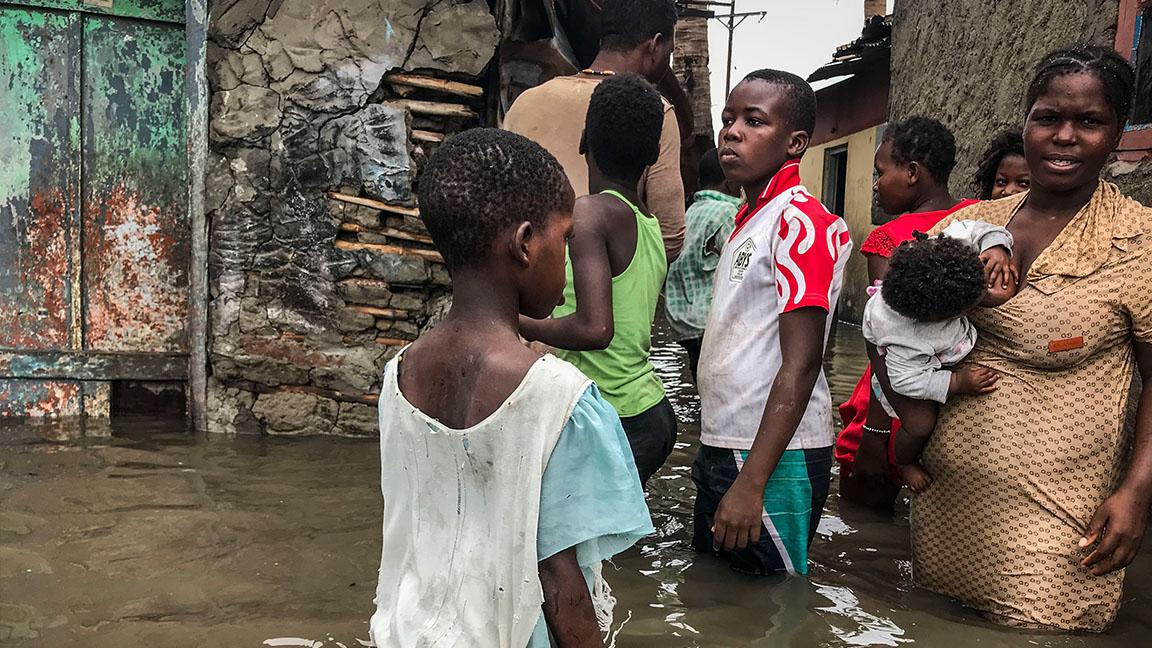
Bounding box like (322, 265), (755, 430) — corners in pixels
(1, 319), (1149, 647)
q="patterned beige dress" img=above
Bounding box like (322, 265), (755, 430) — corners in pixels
(913, 182), (1152, 631)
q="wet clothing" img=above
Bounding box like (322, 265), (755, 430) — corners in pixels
(692, 444), (833, 575)
(678, 336), (703, 383)
(370, 353), (653, 647)
(503, 75), (686, 261)
(553, 190), (668, 419)
(864, 220), (1012, 415)
(834, 199), (979, 473)
(912, 184), (1152, 632)
(693, 162), (850, 576)
(698, 161), (853, 451)
(619, 396), (678, 486)
(665, 190), (741, 340)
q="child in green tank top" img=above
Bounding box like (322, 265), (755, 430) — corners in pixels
(520, 73), (677, 487)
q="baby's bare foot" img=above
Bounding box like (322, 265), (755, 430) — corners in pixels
(898, 463), (933, 494)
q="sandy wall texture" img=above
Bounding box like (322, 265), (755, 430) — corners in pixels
(890, 0), (1150, 204)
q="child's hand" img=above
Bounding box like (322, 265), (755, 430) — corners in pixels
(950, 365), (1000, 396)
(980, 246), (1017, 291)
(712, 475), (765, 552)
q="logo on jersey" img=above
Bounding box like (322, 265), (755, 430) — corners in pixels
(730, 239), (756, 282)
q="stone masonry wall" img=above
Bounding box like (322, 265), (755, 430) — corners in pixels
(205, 1), (498, 435)
(890, 0), (1151, 204)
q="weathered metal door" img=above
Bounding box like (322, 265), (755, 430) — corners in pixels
(0, 0), (188, 418)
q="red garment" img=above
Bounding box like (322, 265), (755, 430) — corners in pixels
(858, 199), (980, 257)
(834, 199), (981, 473)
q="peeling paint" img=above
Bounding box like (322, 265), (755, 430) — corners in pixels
(82, 15), (189, 353)
(1, 3), (189, 418)
(13, 1), (184, 25)
(0, 8), (80, 351)
(84, 184), (188, 351)
(0, 380), (81, 417)
(1, 189), (75, 349)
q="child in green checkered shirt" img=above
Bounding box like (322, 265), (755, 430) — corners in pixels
(665, 148), (742, 381)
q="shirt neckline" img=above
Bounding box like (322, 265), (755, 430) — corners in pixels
(730, 161), (803, 239)
(393, 352), (550, 434)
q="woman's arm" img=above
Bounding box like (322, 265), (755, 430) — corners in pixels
(539, 547), (604, 648)
(1081, 341), (1152, 576)
(866, 251), (890, 283)
(520, 208), (614, 351)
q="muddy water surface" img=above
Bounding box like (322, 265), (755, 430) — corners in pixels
(2, 321), (1150, 647)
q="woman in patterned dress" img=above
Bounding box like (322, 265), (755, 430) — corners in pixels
(873, 45), (1152, 631)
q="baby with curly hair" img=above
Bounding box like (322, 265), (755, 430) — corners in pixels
(865, 221), (1017, 492)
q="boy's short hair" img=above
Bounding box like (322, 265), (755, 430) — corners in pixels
(882, 116), (958, 184)
(882, 232), (986, 323)
(417, 128), (574, 269)
(741, 69), (817, 137)
(600, 0), (678, 52)
(698, 148), (725, 188)
(585, 73), (664, 182)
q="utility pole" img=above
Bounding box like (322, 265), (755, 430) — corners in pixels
(672, 0), (764, 95)
(725, 1), (735, 97)
(678, 1), (766, 97)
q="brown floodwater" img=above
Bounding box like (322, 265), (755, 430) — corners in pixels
(1, 320), (1150, 647)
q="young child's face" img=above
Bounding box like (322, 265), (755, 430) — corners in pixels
(717, 80), (802, 192)
(872, 140), (916, 216)
(991, 153), (1030, 199)
(521, 209), (574, 319)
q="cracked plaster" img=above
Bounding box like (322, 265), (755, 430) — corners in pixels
(206, 0), (496, 435)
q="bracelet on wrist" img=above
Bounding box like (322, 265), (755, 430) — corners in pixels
(862, 424), (891, 436)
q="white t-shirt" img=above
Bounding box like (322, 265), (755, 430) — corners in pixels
(697, 161), (853, 450)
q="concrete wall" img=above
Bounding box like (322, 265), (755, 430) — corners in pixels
(890, 0), (1151, 204)
(801, 126), (883, 323)
(204, 1), (498, 435)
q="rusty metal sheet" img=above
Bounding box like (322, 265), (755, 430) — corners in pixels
(82, 15), (189, 353)
(0, 7), (81, 351)
(0, 350), (186, 380)
(2, 1), (183, 24)
(0, 380), (82, 417)
(82, 380), (111, 417)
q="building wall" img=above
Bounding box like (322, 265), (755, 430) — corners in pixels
(204, 0), (499, 435)
(890, 0), (1151, 204)
(800, 126), (882, 324)
(811, 68), (890, 148)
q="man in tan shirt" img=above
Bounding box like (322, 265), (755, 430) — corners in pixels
(503, 0), (686, 262)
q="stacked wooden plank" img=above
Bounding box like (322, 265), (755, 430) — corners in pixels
(326, 71), (484, 347)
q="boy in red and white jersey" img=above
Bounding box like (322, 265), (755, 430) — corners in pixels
(693, 69), (852, 576)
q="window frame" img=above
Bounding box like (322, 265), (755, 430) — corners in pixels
(821, 144), (849, 219)
(1115, 0), (1152, 161)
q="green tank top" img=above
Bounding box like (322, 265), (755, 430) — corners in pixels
(553, 190), (668, 418)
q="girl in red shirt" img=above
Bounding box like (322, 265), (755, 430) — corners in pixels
(835, 117), (979, 510)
